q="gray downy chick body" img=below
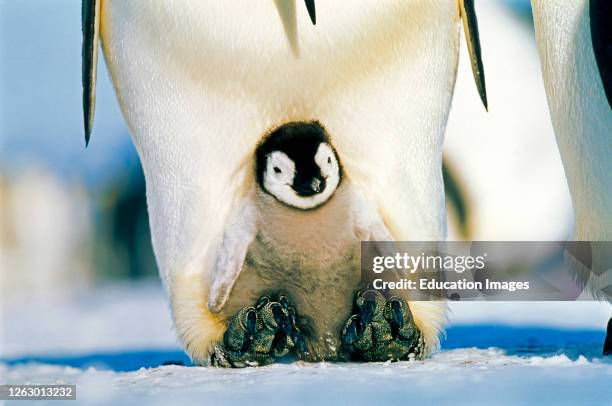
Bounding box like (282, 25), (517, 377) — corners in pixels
(210, 122), (389, 361)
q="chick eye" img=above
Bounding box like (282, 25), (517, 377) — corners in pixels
(327, 157), (332, 164)
(273, 167), (282, 174)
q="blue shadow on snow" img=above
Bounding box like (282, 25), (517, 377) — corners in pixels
(1, 325), (607, 372)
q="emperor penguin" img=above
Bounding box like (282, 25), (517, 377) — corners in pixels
(531, 0), (611, 354)
(82, 0), (487, 365)
(208, 121), (424, 366)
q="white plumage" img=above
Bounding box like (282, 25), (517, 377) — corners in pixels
(85, 0), (485, 364)
(532, 0), (611, 302)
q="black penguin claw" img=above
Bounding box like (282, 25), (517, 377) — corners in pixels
(287, 306), (297, 325)
(359, 298), (376, 327)
(279, 295), (290, 310)
(291, 330), (307, 353)
(390, 298), (404, 330)
(255, 296), (271, 310)
(271, 303), (293, 334)
(245, 307), (257, 336)
(342, 315), (359, 346)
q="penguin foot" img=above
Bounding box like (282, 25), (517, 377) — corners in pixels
(210, 295), (306, 367)
(341, 289), (424, 362)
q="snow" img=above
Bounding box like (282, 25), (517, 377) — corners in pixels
(1, 282), (611, 405)
(2, 349), (611, 405)
(1, 283), (178, 358)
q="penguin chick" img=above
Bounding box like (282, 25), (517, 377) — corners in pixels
(255, 121), (342, 210)
(208, 121), (393, 360)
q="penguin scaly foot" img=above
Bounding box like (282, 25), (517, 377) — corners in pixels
(210, 295), (306, 367)
(341, 289), (424, 362)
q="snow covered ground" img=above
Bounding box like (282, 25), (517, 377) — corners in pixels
(1, 282), (611, 405)
(2, 349), (611, 405)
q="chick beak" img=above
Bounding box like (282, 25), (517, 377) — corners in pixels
(293, 176), (326, 197)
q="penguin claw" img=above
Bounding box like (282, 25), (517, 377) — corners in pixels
(341, 290), (423, 362)
(359, 296), (376, 327)
(390, 298), (405, 330)
(279, 295), (290, 310)
(342, 315), (359, 346)
(211, 294), (305, 367)
(291, 330), (307, 354)
(271, 303), (293, 334)
(245, 307), (257, 336)
(255, 295), (271, 310)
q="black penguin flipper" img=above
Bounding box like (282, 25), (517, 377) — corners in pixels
(304, 0), (316, 25)
(82, 0), (100, 146)
(590, 0), (612, 109)
(460, 0), (488, 111)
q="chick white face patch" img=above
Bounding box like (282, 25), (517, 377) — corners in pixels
(315, 143), (341, 191)
(264, 151), (296, 200)
(263, 143), (341, 210)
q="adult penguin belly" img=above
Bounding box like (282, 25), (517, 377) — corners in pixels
(97, 1), (466, 364)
